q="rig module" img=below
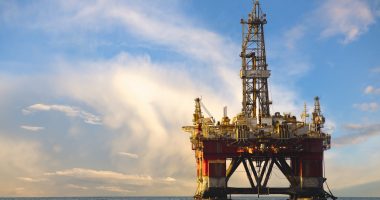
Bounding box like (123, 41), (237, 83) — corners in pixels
(182, 1), (336, 200)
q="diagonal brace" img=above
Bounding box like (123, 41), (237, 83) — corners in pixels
(226, 157), (242, 183)
(262, 159), (274, 188)
(273, 157), (298, 186)
(242, 158), (255, 188)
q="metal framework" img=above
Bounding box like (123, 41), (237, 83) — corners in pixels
(240, 0), (271, 119)
(182, 1), (336, 200)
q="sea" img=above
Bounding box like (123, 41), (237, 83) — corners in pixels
(0, 197), (378, 200)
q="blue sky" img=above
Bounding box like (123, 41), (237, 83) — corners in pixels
(1, 0), (380, 197)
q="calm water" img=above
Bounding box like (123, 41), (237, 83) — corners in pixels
(0, 197), (379, 200)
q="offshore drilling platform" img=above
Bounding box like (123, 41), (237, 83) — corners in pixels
(182, 1), (336, 200)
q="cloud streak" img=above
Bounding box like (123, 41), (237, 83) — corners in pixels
(282, 0), (378, 46)
(66, 184), (88, 190)
(334, 123), (380, 146)
(0, 134), (47, 196)
(23, 103), (102, 125)
(20, 125), (45, 132)
(163, 177), (176, 182)
(353, 102), (379, 112)
(96, 186), (133, 193)
(317, 0), (376, 44)
(17, 177), (46, 183)
(364, 85), (380, 95)
(118, 152), (139, 159)
(284, 25), (306, 50)
(45, 168), (152, 182)
(371, 67), (380, 73)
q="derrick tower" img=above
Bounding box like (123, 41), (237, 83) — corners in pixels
(182, 1), (336, 200)
(241, 0), (271, 120)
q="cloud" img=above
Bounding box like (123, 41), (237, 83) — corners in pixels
(17, 177), (46, 183)
(96, 186), (133, 193)
(371, 67), (380, 73)
(66, 184), (88, 190)
(353, 102), (379, 112)
(20, 125), (45, 132)
(269, 24), (312, 79)
(163, 177), (176, 182)
(284, 25), (306, 50)
(45, 168), (152, 182)
(4, 0), (239, 98)
(23, 103), (102, 125)
(317, 0), (376, 44)
(335, 179), (380, 197)
(364, 85), (380, 95)
(325, 155), (380, 192)
(0, 134), (47, 196)
(118, 152), (138, 159)
(280, 0), (378, 48)
(53, 53), (219, 181)
(1, 0), (241, 195)
(0, 135), (45, 175)
(334, 123), (380, 146)
(0, 1), (19, 24)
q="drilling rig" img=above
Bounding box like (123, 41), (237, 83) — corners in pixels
(182, 1), (336, 200)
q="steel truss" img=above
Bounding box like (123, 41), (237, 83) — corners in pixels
(225, 154), (337, 200)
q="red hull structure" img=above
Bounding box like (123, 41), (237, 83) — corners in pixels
(188, 130), (332, 199)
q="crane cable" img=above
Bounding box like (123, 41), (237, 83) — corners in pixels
(200, 100), (215, 123)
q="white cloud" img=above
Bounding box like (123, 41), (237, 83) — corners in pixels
(0, 134), (47, 196)
(335, 123), (380, 146)
(326, 157), (380, 191)
(0, 135), (45, 175)
(284, 25), (306, 50)
(96, 186), (133, 193)
(1, 1), (241, 195)
(53, 53), (220, 182)
(17, 177), (46, 183)
(66, 184), (88, 190)
(364, 85), (380, 95)
(0, 1), (19, 23)
(15, 0), (240, 99)
(353, 102), (379, 112)
(344, 123), (362, 130)
(164, 177), (176, 182)
(118, 152), (138, 159)
(324, 118), (336, 135)
(20, 125), (45, 132)
(269, 25), (312, 78)
(45, 168), (152, 182)
(23, 103), (102, 125)
(317, 0), (375, 44)
(371, 67), (380, 73)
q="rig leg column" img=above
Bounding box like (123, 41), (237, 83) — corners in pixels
(193, 141), (229, 199)
(292, 139), (326, 200)
(195, 156), (227, 199)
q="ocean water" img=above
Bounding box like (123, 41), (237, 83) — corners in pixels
(0, 197), (379, 200)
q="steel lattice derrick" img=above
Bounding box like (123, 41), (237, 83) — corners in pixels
(240, 0), (271, 120)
